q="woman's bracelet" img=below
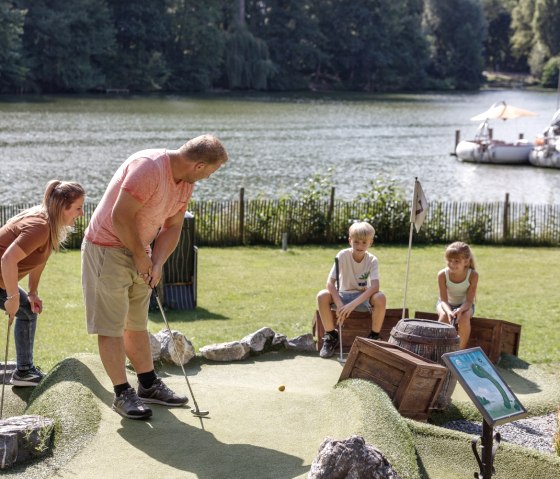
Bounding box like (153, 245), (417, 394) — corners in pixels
(6, 292), (20, 300)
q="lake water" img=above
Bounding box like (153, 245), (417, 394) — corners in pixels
(1, 90), (559, 204)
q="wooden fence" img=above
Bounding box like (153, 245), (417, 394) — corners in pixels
(1, 193), (559, 248)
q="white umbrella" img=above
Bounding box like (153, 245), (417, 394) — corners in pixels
(470, 101), (537, 121)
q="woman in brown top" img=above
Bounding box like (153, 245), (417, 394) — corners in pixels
(0, 180), (85, 386)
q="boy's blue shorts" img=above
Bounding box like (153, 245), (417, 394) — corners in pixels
(332, 291), (372, 313)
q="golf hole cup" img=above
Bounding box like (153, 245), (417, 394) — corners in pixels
(278, 385), (285, 392)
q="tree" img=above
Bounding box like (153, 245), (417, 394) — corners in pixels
(317, 0), (428, 91)
(18, 0), (115, 93)
(423, 0), (487, 90)
(511, 0), (560, 79)
(105, 0), (169, 91)
(244, 0), (327, 90)
(482, 0), (515, 71)
(510, 0), (535, 70)
(165, 0), (226, 91)
(223, 0), (276, 90)
(534, 0), (560, 57)
(0, 1), (27, 92)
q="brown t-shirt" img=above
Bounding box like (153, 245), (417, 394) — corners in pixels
(0, 215), (52, 288)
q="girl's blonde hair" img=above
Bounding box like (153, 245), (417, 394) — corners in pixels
(445, 241), (476, 269)
(349, 221), (375, 241)
(9, 180), (85, 252)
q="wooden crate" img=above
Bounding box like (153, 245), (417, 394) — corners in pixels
(339, 338), (447, 421)
(313, 308), (407, 353)
(500, 320), (521, 356)
(413, 311), (521, 363)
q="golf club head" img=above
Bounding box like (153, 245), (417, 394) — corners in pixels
(192, 409), (210, 417)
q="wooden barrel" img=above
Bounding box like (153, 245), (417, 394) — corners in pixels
(388, 318), (459, 409)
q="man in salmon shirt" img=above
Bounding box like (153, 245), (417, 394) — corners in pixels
(81, 134), (228, 419)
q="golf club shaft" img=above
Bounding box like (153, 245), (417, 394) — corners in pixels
(0, 319), (12, 419)
(335, 257), (344, 362)
(154, 291), (205, 413)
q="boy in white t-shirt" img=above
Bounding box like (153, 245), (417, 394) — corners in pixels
(316, 222), (386, 358)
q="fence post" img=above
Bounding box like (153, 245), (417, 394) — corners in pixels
(503, 193), (510, 241)
(327, 186), (335, 242)
(239, 187), (245, 245)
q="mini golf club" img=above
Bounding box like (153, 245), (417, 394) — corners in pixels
(0, 319), (12, 419)
(153, 290), (209, 418)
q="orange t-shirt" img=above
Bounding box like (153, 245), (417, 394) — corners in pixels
(0, 216), (52, 288)
(85, 149), (193, 248)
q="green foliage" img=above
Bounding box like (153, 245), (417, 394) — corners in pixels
(418, 203), (448, 244)
(0, 0), (27, 92)
(457, 210), (492, 243)
(318, 0), (429, 91)
(225, 26), (276, 90)
(482, 0), (515, 71)
(354, 178), (410, 243)
(510, 0), (535, 65)
(246, 0), (327, 90)
(534, 0), (560, 57)
(105, 0), (170, 91)
(541, 56), (560, 87)
(424, 0), (487, 90)
(2, 0), (557, 93)
(19, 0), (116, 93)
(165, 0), (226, 91)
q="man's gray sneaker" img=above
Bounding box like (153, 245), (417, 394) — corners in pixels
(137, 378), (189, 406)
(112, 387), (153, 419)
(319, 332), (339, 358)
(11, 366), (44, 386)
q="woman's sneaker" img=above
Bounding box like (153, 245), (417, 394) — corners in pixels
(112, 387), (153, 419)
(11, 366), (44, 386)
(137, 378), (189, 406)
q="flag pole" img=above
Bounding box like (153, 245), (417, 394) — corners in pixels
(403, 177), (420, 319)
(402, 221), (414, 319)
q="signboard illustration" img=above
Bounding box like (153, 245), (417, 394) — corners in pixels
(442, 347), (527, 426)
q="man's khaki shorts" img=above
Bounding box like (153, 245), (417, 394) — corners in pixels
(81, 241), (150, 337)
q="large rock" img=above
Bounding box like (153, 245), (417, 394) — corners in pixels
(155, 329), (195, 366)
(148, 332), (161, 362)
(308, 435), (402, 479)
(200, 341), (250, 362)
(0, 415), (55, 469)
(240, 327), (276, 353)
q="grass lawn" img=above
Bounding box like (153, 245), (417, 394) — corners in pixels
(4, 244), (559, 371)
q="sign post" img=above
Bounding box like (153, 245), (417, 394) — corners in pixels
(442, 347), (527, 478)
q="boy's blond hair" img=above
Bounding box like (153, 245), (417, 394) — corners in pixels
(349, 221), (375, 241)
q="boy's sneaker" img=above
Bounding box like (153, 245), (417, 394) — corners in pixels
(137, 378), (189, 407)
(112, 387), (153, 419)
(367, 331), (381, 340)
(11, 366), (44, 386)
(319, 332), (339, 358)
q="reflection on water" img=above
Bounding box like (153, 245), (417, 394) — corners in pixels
(1, 91), (559, 204)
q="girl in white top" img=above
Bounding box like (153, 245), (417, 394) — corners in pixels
(437, 241), (479, 349)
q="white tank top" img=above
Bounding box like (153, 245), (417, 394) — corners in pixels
(445, 268), (472, 305)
